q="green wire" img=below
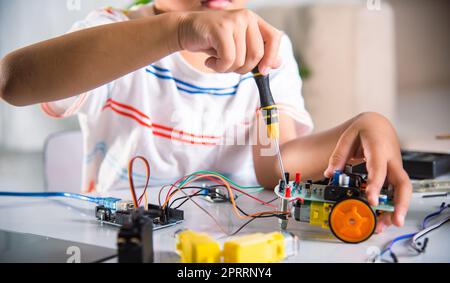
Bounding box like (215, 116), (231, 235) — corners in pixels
(178, 170), (264, 193)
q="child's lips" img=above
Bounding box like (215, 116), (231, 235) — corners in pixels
(201, 0), (231, 10)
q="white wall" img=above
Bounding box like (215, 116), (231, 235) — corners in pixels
(0, 0), (126, 152)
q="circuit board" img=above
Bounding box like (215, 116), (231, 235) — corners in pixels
(95, 204), (184, 231)
(274, 181), (395, 212)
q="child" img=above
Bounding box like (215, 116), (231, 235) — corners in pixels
(0, 0), (411, 233)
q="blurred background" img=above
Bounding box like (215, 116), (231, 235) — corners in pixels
(0, 0), (449, 190)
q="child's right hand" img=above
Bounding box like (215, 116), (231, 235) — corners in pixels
(0, 9), (282, 106)
(175, 9), (283, 75)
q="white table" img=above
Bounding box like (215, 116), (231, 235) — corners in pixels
(0, 186), (449, 263)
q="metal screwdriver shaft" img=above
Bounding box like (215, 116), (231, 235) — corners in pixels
(273, 138), (287, 184)
(252, 68), (289, 229)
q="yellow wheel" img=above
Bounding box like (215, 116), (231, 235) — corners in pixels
(329, 198), (376, 244)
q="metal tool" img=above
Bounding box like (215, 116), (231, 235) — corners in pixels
(252, 68), (289, 229)
(251, 68), (287, 180)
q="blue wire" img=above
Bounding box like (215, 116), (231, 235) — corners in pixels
(380, 202), (449, 262)
(0, 192), (121, 211)
(381, 233), (416, 256)
(422, 202), (450, 229)
(0, 192), (98, 203)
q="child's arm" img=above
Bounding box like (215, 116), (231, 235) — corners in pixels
(0, 10), (281, 106)
(253, 112), (412, 231)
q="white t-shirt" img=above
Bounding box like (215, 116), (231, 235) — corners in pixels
(41, 7), (314, 193)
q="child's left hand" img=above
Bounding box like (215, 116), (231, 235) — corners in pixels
(323, 112), (412, 233)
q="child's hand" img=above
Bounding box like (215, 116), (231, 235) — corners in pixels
(176, 9), (282, 75)
(323, 112), (412, 233)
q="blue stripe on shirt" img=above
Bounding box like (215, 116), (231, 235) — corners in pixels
(145, 65), (253, 96)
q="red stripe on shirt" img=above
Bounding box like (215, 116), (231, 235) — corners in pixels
(104, 99), (221, 140)
(103, 103), (218, 146)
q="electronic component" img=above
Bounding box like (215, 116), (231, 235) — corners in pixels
(309, 201), (325, 227)
(332, 170), (342, 186)
(298, 201), (311, 223)
(379, 194), (388, 205)
(309, 201), (333, 229)
(274, 167), (395, 243)
(176, 230), (221, 263)
(200, 186), (231, 203)
(96, 203), (184, 231)
(118, 208), (154, 263)
(175, 230), (299, 263)
(293, 200), (302, 222)
(223, 231), (299, 263)
(324, 185), (361, 201)
(295, 173), (301, 184)
(305, 181), (312, 197)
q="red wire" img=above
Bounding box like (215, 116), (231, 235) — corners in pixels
(127, 157), (276, 209)
(290, 197), (305, 204)
(165, 175), (190, 201)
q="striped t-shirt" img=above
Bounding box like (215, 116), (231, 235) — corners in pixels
(41, 7), (314, 193)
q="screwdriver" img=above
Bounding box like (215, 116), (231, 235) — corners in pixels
(252, 68), (289, 229)
(252, 67), (287, 182)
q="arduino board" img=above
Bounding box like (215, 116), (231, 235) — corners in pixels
(95, 202), (184, 231)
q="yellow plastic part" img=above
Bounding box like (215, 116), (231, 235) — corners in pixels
(329, 198), (376, 243)
(176, 230), (221, 263)
(266, 123), (280, 139)
(310, 202), (333, 229)
(259, 106), (280, 139)
(223, 232), (285, 263)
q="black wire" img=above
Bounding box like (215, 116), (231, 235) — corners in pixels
(229, 212), (287, 236)
(92, 254), (118, 263)
(390, 252), (399, 263)
(166, 185), (286, 237)
(169, 185), (285, 239)
(229, 218), (258, 236)
(168, 186), (218, 209)
(169, 186), (238, 209)
(171, 188), (283, 218)
(171, 189), (204, 210)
